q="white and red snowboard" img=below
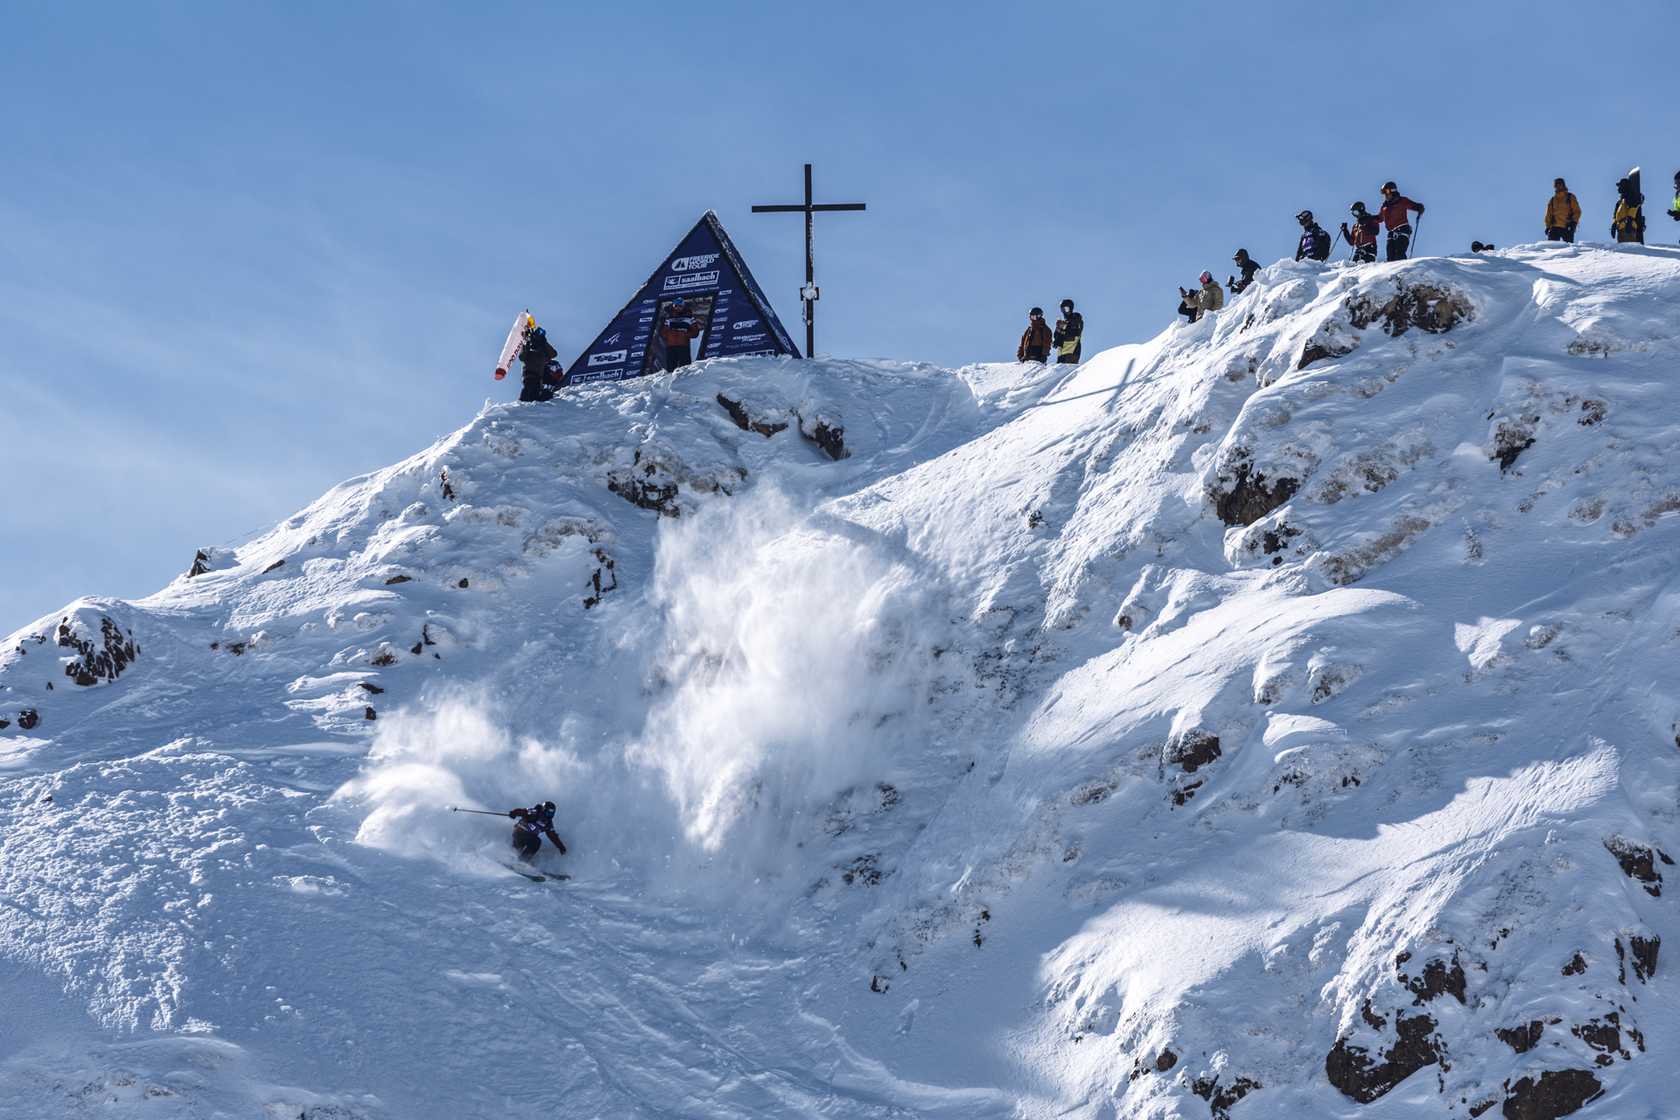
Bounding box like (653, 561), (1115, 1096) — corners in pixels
(493, 310), (534, 381)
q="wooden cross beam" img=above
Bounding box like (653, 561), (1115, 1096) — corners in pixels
(751, 163), (866, 358)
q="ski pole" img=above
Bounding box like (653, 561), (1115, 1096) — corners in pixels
(1332, 226), (1349, 260)
(449, 806), (507, 817)
(1410, 214), (1423, 257)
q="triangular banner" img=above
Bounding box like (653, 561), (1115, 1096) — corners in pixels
(566, 211), (801, 385)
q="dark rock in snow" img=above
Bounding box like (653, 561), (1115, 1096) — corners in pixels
(358, 682), (384, 695)
(607, 454), (684, 518)
(1346, 282), (1473, 337)
(262, 559), (286, 574)
(1603, 836), (1664, 895)
(799, 414), (849, 461)
(456, 578), (470, 589)
(18, 708), (39, 731)
(1497, 1021), (1546, 1054)
(1155, 1049), (1177, 1072)
(1210, 457), (1300, 527)
(1325, 1012), (1440, 1103)
(1190, 1074), (1261, 1119)
(363, 706), (377, 721)
(716, 393), (788, 437)
(1627, 934), (1659, 981)
(58, 617), (139, 687)
(384, 575), (412, 585)
(1562, 952), (1587, 976)
(187, 549), (212, 578)
(1401, 953), (1467, 1005)
(1164, 730), (1221, 773)
(1501, 1069), (1603, 1120)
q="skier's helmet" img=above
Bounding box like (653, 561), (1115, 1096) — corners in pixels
(671, 297), (687, 310)
(1199, 271), (1213, 284)
(1060, 298), (1074, 311)
(542, 800), (556, 813)
(1029, 307), (1044, 317)
(1381, 181), (1398, 194)
(1233, 248), (1249, 261)
(1554, 178), (1567, 190)
(1350, 201), (1368, 214)
(1296, 210), (1314, 225)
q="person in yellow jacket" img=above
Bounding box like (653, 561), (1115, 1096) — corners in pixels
(1612, 176), (1645, 244)
(1544, 178), (1581, 243)
(1667, 170), (1680, 229)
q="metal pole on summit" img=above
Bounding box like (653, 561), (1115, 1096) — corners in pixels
(752, 163), (867, 358)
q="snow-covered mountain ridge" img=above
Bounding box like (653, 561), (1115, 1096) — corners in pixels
(4, 243), (1679, 1119)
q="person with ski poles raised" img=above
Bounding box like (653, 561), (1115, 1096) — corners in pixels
(1544, 178), (1582, 243)
(508, 800), (567, 864)
(1612, 175), (1645, 243)
(1375, 181), (1425, 260)
(1229, 248), (1262, 293)
(1341, 202), (1381, 263)
(1294, 211), (1331, 262)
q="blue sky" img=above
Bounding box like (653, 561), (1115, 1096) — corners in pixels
(3, 1), (1678, 630)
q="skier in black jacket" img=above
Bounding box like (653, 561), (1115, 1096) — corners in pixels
(509, 801), (567, 863)
(1053, 299), (1084, 364)
(517, 327), (563, 402)
(1295, 211), (1331, 262)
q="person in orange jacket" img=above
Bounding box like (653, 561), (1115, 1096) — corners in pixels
(1341, 202), (1382, 263)
(1544, 178), (1582, 243)
(658, 298), (704, 370)
(1018, 307), (1053, 362)
(1375, 181), (1425, 260)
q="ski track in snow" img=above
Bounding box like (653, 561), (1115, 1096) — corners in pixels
(4, 244), (1680, 1118)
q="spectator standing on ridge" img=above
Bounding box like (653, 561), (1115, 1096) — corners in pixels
(1612, 176), (1645, 243)
(1544, 178), (1582, 243)
(1375, 181), (1425, 261)
(1295, 211), (1331, 262)
(516, 325), (562, 403)
(1018, 307), (1053, 363)
(1053, 299), (1084, 364)
(1668, 170), (1680, 230)
(1341, 202), (1381, 263)
(1471, 241), (1496, 253)
(1178, 272), (1224, 323)
(659, 298), (703, 371)
(1229, 249), (1262, 293)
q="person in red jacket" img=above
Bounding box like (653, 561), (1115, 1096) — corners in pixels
(1341, 202), (1382, 263)
(1375, 181), (1425, 261)
(659, 298), (703, 371)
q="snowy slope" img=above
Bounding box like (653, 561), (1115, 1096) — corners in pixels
(4, 243), (1680, 1120)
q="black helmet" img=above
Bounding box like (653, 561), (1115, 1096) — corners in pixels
(532, 326), (547, 338)
(1296, 209), (1314, 225)
(1381, 180), (1398, 193)
(1029, 306), (1044, 317)
(1350, 201), (1368, 214)
(1060, 298), (1075, 311)
(542, 800), (556, 813)
(1233, 248), (1250, 261)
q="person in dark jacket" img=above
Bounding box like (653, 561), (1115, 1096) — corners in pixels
(1052, 299), (1084, 364)
(1341, 202), (1381, 263)
(1018, 307), (1053, 362)
(1295, 211), (1331, 262)
(1612, 177), (1646, 244)
(1544, 178), (1581, 242)
(1375, 181), (1425, 260)
(1228, 249), (1262, 293)
(517, 326), (562, 403)
(509, 801), (567, 863)
(659, 299), (703, 370)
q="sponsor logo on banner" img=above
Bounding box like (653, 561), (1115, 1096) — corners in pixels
(662, 271), (719, 292)
(732, 320), (759, 330)
(735, 333), (767, 344)
(602, 332), (621, 346)
(670, 253), (720, 272)
(588, 350), (628, 367)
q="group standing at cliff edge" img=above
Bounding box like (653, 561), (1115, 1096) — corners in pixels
(1014, 169), (1680, 355)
